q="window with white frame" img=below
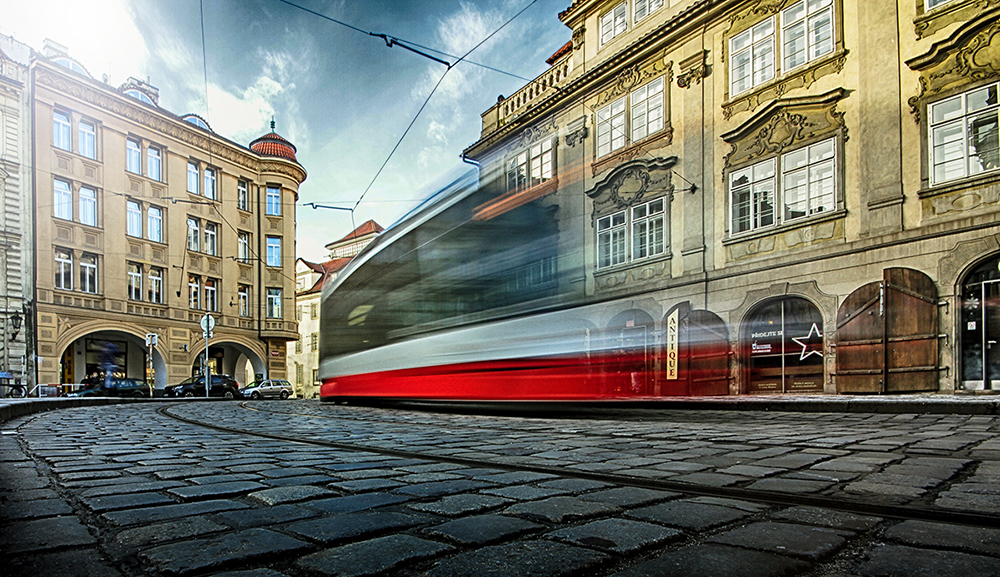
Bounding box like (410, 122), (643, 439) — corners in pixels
(188, 275), (200, 309)
(730, 137), (836, 234)
(148, 267), (163, 304)
(929, 81), (999, 185)
(730, 0), (834, 97)
(925, 0), (957, 9)
(127, 201), (142, 237)
(266, 185), (281, 215)
(311, 332), (318, 352)
(238, 232), (250, 262)
(597, 76), (666, 158)
(634, 0), (664, 22)
(79, 119), (96, 159)
(79, 187), (97, 227)
(597, 197), (666, 269)
(204, 222), (218, 256)
(147, 206), (163, 242)
(54, 179), (73, 220)
(266, 288), (282, 318)
(147, 146), (162, 181)
(507, 150), (527, 191)
(126, 139), (141, 174)
(128, 263), (143, 300)
(237, 180), (249, 211)
(55, 248), (73, 290)
(204, 278), (217, 311)
(79, 253), (98, 294)
(204, 167), (216, 200)
(53, 111), (71, 151)
(187, 162), (198, 193)
(238, 285), (249, 316)
(187, 218), (200, 252)
(600, 2), (628, 45)
(530, 140), (553, 185)
(266, 236), (281, 266)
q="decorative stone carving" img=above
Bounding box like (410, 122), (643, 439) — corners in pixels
(726, 0), (792, 38)
(596, 58), (672, 107)
(587, 157), (677, 212)
(914, 0), (1000, 40)
(906, 12), (1000, 122)
(565, 117), (588, 148)
(938, 235), (1000, 288)
(677, 50), (710, 89)
(572, 26), (585, 50)
(784, 220), (838, 247)
(927, 183), (1000, 216)
(723, 51), (848, 119)
(722, 88), (848, 171)
(729, 236), (776, 260)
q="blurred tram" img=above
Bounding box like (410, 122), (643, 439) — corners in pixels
(318, 169), (729, 402)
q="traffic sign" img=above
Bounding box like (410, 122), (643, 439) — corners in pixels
(200, 314), (216, 333)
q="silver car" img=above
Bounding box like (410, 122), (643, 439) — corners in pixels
(240, 379), (293, 400)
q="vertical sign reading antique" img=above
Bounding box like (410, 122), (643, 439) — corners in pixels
(666, 308), (679, 380)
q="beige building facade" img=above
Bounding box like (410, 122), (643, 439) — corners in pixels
(464, 0), (1000, 394)
(32, 45), (305, 390)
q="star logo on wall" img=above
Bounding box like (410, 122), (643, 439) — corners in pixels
(791, 323), (823, 361)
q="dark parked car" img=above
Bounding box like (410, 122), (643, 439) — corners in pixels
(162, 374), (240, 399)
(63, 378), (150, 398)
(240, 379), (293, 400)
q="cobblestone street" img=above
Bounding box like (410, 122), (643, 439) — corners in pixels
(2, 399), (1000, 576)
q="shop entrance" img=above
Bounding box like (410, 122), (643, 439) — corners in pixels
(962, 258), (1000, 390)
(744, 297), (824, 394)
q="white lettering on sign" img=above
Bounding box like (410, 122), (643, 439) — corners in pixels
(666, 309), (679, 380)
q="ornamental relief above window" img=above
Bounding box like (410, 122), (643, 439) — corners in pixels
(587, 157), (677, 214)
(906, 10), (1000, 122)
(914, 0), (999, 40)
(722, 88), (848, 172)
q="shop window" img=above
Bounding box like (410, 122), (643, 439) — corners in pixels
(745, 297), (824, 393)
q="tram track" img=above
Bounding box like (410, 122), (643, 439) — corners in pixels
(158, 402), (1000, 530)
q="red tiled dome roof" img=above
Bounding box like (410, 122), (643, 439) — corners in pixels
(250, 124), (298, 162)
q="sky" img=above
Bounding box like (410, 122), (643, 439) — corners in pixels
(1, 0), (573, 261)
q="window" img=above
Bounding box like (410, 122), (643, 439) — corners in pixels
(529, 140), (553, 185)
(600, 2), (627, 45)
(597, 98), (627, 158)
(631, 77), (664, 142)
(310, 332), (318, 352)
(634, 0), (664, 22)
(267, 288), (282, 318)
(80, 254), (98, 294)
(598, 211), (627, 268)
(53, 111), (71, 151)
(147, 206), (163, 242)
(929, 82), (999, 185)
(296, 305), (302, 321)
(126, 139), (141, 174)
(597, 197), (666, 269)
(127, 201), (142, 237)
(266, 186), (281, 215)
(128, 264), (143, 300)
(925, 0), (957, 9)
(237, 180), (249, 211)
(204, 168), (216, 200)
(187, 218), (200, 252)
(188, 275), (200, 309)
(54, 179), (73, 220)
(204, 223), (218, 256)
(204, 278), (217, 312)
(148, 267), (163, 304)
(79, 119), (96, 159)
(506, 151), (527, 191)
(187, 162), (198, 193)
(730, 137), (836, 234)
(238, 285), (249, 316)
(730, 0), (834, 96)
(147, 147), (162, 181)
(296, 363), (303, 385)
(79, 187), (96, 227)
(266, 236), (281, 267)
(238, 232), (250, 262)
(295, 339), (303, 354)
(311, 303), (318, 318)
(55, 248), (73, 290)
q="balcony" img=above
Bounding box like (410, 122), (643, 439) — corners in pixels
(480, 51), (573, 137)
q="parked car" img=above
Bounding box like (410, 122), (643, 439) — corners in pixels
(240, 379), (293, 400)
(162, 374), (240, 399)
(63, 378), (150, 398)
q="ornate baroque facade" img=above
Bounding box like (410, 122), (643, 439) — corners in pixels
(464, 0), (1000, 394)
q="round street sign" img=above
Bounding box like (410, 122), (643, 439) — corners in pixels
(200, 314), (216, 332)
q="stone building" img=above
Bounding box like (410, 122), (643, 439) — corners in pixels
(0, 34), (32, 390)
(31, 42), (305, 390)
(288, 220), (382, 398)
(463, 0), (1000, 395)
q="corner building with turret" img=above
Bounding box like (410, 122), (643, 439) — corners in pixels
(463, 0), (1000, 395)
(31, 42), (305, 391)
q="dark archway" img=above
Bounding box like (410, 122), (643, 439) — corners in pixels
(744, 297), (824, 394)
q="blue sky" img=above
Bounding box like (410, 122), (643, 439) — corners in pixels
(2, 0), (573, 261)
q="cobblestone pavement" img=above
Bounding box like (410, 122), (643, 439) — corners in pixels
(2, 400), (1000, 576)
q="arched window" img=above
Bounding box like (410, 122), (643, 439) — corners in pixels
(745, 297), (824, 393)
